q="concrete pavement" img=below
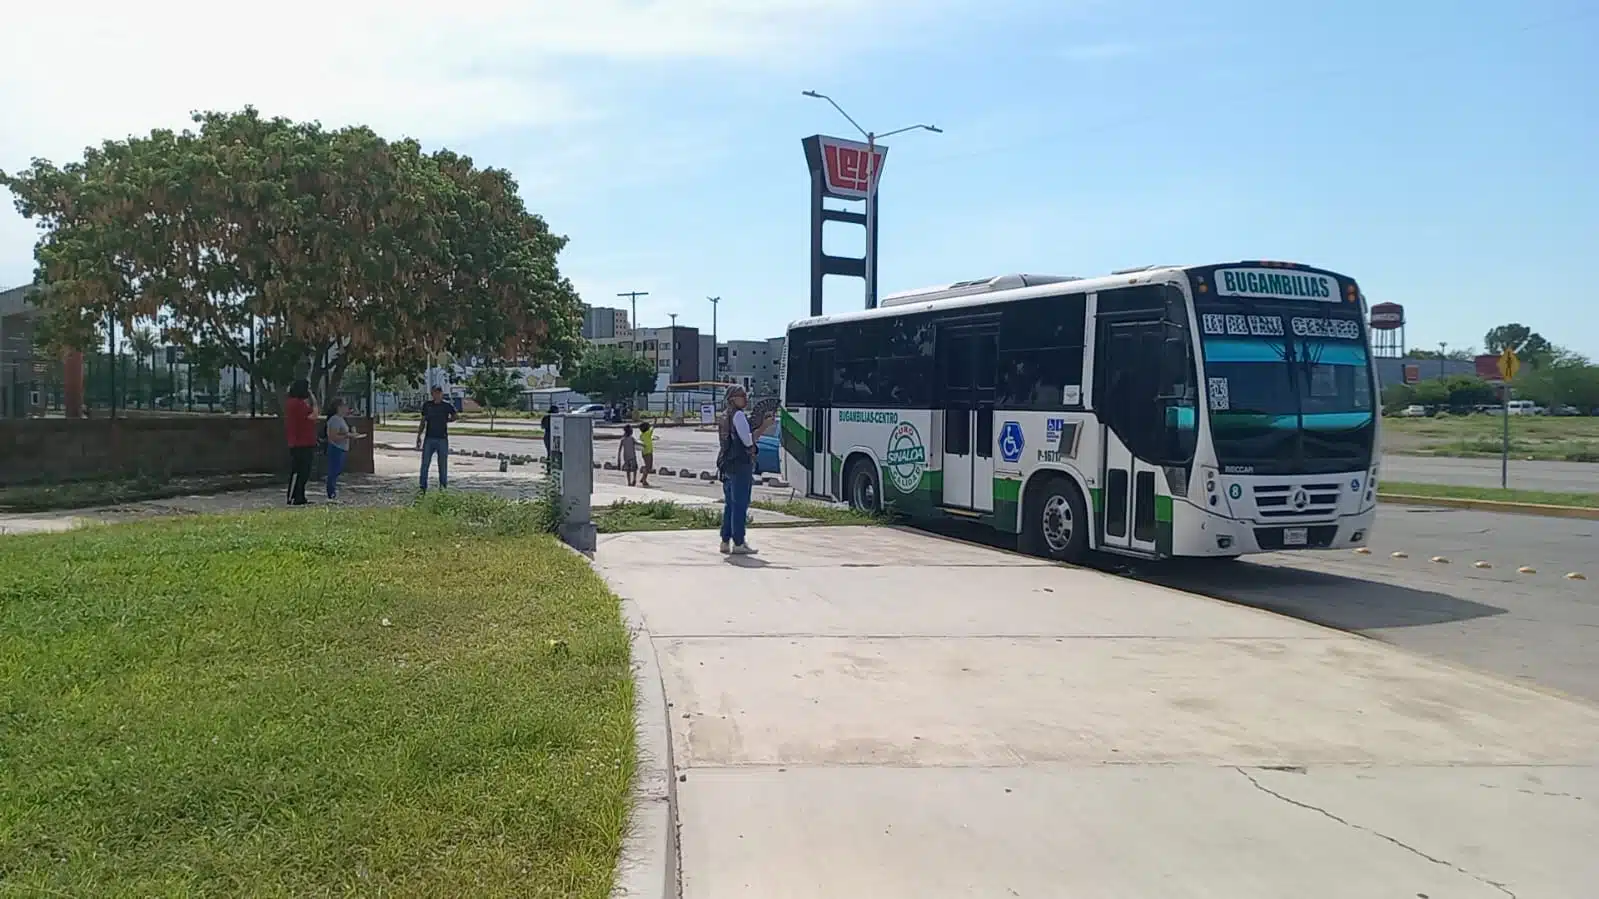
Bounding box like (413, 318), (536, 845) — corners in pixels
(596, 526), (1599, 898)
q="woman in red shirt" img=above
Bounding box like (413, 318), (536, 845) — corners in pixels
(283, 379), (320, 505)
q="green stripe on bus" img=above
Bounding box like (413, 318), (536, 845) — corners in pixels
(1155, 494), (1173, 523)
(993, 476), (1022, 534)
(780, 409), (811, 472)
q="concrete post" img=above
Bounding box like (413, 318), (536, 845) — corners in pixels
(551, 414), (595, 551)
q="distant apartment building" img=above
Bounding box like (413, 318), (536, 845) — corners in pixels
(1, 284), (41, 418)
(581, 304), (632, 341)
(632, 326), (702, 389)
(718, 337), (785, 397)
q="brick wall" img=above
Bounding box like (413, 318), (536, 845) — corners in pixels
(0, 416), (376, 486)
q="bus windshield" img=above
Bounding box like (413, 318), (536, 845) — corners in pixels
(1198, 310), (1374, 475)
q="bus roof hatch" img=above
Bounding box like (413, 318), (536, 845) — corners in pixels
(879, 273), (1082, 307)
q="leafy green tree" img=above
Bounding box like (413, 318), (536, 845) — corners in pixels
(463, 366), (523, 429)
(1483, 323), (1554, 369)
(0, 107), (584, 398)
(569, 347), (656, 407)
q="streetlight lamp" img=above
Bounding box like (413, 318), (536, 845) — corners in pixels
(802, 91), (942, 309)
(707, 296), (720, 380)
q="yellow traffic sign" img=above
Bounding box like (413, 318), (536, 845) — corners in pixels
(1498, 348), (1520, 382)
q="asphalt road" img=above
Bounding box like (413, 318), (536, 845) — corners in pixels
(1121, 504), (1599, 703)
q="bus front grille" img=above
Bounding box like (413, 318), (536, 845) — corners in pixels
(1252, 483), (1341, 518)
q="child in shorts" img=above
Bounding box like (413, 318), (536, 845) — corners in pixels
(638, 421), (655, 487)
(617, 424), (640, 486)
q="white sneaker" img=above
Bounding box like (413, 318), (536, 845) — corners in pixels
(731, 543), (758, 555)
(719, 540), (731, 554)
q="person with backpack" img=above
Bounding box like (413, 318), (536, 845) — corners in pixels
(716, 384), (758, 555)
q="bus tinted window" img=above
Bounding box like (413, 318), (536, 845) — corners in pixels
(996, 293), (1087, 409)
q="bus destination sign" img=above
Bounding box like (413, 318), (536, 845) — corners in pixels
(1214, 268), (1338, 303)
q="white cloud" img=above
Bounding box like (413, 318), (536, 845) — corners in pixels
(0, 0), (966, 166)
(0, 0), (982, 284)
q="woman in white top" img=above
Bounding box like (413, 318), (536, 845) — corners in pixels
(717, 385), (758, 555)
(324, 400), (367, 502)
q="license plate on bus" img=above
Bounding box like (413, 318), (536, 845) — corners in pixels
(1282, 527), (1309, 547)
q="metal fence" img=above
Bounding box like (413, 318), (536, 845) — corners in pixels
(16, 353), (376, 419)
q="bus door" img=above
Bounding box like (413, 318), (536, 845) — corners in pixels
(806, 342), (835, 499)
(937, 324), (998, 511)
(1096, 320), (1164, 554)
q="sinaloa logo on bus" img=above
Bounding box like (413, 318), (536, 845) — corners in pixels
(1216, 268), (1337, 303)
(885, 421), (927, 493)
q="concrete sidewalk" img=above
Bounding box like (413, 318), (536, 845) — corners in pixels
(596, 526), (1599, 898)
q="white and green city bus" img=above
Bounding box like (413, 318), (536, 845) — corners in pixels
(777, 262), (1380, 562)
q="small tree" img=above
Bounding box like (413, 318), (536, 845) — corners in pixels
(569, 347), (657, 408)
(463, 367), (523, 430)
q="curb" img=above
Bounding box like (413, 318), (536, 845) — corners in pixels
(1379, 492), (1599, 520)
(609, 596), (680, 899)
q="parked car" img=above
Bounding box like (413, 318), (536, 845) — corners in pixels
(570, 403), (608, 419)
(1506, 400), (1546, 416)
(756, 433), (781, 475)
(1398, 404), (1427, 418)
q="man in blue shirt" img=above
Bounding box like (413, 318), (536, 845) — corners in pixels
(416, 386), (457, 491)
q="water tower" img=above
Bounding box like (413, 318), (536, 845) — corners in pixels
(1369, 302), (1405, 358)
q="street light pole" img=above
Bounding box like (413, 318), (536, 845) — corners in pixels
(707, 296), (720, 381)
(802, 91), (942, 310)
(617, 290), (649, 355)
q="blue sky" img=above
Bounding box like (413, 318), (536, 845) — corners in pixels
(3, 0), (1595, 357)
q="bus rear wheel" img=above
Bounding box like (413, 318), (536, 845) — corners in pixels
(1021, 476), (1088, 562)
(845, 458), (881, 514)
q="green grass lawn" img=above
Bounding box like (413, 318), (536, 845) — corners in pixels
(1379, 480), (1599, 509)
(1383, 414), (1599, 462)
(0, 500), (634, 897)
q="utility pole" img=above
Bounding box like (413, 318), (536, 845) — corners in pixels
(617, 291), (648, 356)
(707, 296), (720, 381)
(803, 91), (942, 309)
(1438, 342), (1448, 379)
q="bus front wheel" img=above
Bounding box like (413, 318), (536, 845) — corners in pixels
(845, 458), (881, 514)
(1022, 476), (1088, 562)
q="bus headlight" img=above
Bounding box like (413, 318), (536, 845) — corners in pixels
(1163, 466), (1190, 498)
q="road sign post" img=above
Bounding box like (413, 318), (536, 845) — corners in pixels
(1497, 348), (1520, 489)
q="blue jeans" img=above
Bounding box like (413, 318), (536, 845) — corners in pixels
(720, 468), (753, 545)
(420, 438), (449, 490)
(326, 445), (347, 498)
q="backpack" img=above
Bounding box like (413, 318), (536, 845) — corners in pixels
(316, 418), (330, 454)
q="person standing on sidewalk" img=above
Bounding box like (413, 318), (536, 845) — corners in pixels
(416, 386), (457, 492)
(638, 421), (655, 487)
(283, 379), (319, 506)
(540, 404), (558, 456)
(617, 424), (640, 486)
(324, 399), (366, 502)
(717, 384), (758, 555)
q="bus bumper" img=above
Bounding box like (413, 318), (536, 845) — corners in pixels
(1177, 506), (1378, 557)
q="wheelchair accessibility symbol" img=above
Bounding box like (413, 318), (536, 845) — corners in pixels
(999, 421), (1025, 463)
